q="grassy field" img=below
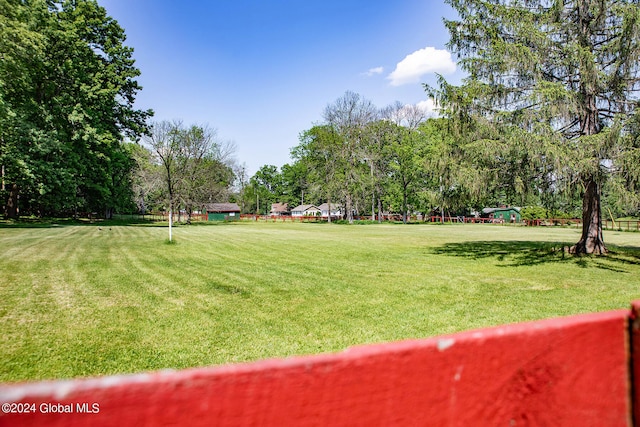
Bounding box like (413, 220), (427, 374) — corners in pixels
(1, 221), (639, 382)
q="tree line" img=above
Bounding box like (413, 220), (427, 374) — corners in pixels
(2, 0), (639, 255)
(242, 87), (639, 229)
(242, 91), (599, 224)
(244, 93), (467, 224)
(243, 0), (640, 255)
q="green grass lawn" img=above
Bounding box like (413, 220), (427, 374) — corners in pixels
(1, 221), (639, 382)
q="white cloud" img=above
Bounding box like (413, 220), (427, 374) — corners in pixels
(416, 99), (438, 116)
(387, 47), (456, 86)
(362, 66), (384, 77)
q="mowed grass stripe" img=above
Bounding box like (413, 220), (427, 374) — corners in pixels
(0, 222), (639, 381)
(0, 227), (78, 262)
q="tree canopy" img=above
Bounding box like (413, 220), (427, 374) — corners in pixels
(429, 0), (640, 253)
(4, 0), (637, 232)
(141, 120), (236, 223)
(0, 0), (151, 218)
(286, 93), (457, 222)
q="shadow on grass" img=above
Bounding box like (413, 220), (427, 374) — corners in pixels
(430, 240), (640, 272)
(206, 282), (251, 298)
(0, 218), (163, 228)
(0, 218), (250, 228)
(105, 218), (253, 228)
(0, 218), (85, 228)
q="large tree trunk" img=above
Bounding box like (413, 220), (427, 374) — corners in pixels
(346, 193), (353, 224)
(5, 183), (19, 219)
(371, 193), (375, 222)
(571, 178), (606, 255)
(402, 184), (408, 224)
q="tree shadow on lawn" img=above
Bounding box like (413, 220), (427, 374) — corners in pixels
(0, 218), (248, 228)
(206, 282), (251, 298)
(429, 240), (640, 272)
(0, 218), (162, 229)
(0, 218), (84, 228)
(126, 219), (253, 228)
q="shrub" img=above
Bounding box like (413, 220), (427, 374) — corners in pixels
(520, 206), (548, 221)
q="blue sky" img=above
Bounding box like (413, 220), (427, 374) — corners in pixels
(100, 1), (464, 176)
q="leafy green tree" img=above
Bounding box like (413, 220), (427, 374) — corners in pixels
(382, 103), (430, 223)
(144, 120), (181, 239)
(419, 118), (459, 219)
(292, 125), (343, 221)
(144, 121), (236, 225)
(293, 102), (436, 223)
(1, 0), (151, 218)
(174, 124), (234, 223)
(430, 0), (640, 253)
(0, 0), (46, 217)
(362, 119), (394, 222)
(604, 109), (640, 218)
(280, 162), (309, 208)
(323, 91), (377, 223)
(128, 141), (163, 214)
(249, 165), (283, 215)
(105, 142), (138, 217)
(196, 157), (235, 211)
(232, 163), (250, 213)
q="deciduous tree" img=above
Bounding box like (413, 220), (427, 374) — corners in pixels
(382, 103), (430, 223)
(143, 121), (236, 230)
(292, 125), (343, 221)
(249, 165), (283, 215)
(323, 91), (377, 223)
(0, 0), (151, 218)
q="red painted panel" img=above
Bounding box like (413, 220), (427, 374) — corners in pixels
(0, 310), (632, 427)
(632, 300), (640, 426)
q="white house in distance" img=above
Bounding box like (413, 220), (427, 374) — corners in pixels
(291, 204), (321, 217)
(318, 203), (341, 219)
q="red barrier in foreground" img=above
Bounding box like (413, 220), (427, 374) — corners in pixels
(0, 304), (638, 427)
(632, 301), (640, 426)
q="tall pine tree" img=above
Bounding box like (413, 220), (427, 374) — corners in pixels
(431, 0), (640, 253)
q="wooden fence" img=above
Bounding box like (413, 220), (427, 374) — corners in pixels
(604, 220), (640, 232)
(523, 219), (639, 231)
(241, 215), (342, 222)
(430, 216), (498, 223)
(1, 301), (639, 426)
(110, 213), (638, 230)
(429, 216), (639, 231)
(111, 213), (208, 222)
